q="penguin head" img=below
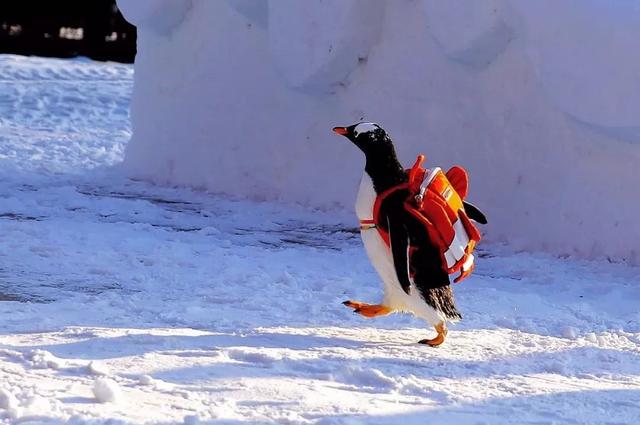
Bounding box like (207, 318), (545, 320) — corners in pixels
(333, 122), (406, 190)
(332, 122), (395, 157)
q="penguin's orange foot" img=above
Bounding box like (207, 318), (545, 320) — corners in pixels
(342, 300), (392, 318)
(418, 322), (448, 347)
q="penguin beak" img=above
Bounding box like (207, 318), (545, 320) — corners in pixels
(332, 127), (349, 136)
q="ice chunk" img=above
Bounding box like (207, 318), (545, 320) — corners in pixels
(0, 388), (18, 410)
(93, 378), (122, 403)
(87, 361), (110, 376)
(562, 326), (578, 340)
(26, 350), (63, 370)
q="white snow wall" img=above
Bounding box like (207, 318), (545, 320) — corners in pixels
(118, 0), (640, 264)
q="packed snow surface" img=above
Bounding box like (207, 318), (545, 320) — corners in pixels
(1, 56), (639, 424)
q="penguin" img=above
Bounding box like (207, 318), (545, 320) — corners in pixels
(332, 122), (483, 346)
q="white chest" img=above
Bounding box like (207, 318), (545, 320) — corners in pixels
(354, 173), (443, 325)
(355, 174), (378, 221)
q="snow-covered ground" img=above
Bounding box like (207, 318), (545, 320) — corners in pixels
(0, 55), (639, 424)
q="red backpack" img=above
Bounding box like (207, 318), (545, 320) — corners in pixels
(360, 155), (482, 283)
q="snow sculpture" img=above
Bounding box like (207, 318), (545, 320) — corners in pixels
(117, 0), (192, 35)
(421, 0), (514, 68)
(268, 0), (385, 93)
(513, 0), (640, 143)
(228, 0), (268, 29)
(118, 0), (640, 264)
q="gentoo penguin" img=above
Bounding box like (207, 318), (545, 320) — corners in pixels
(333, 122), (481, 346)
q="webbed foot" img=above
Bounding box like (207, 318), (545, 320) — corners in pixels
(418, 322), (448, 347)
(343, 300), (392, 318)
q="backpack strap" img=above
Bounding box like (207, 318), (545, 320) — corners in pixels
(359, 219), (377, 230)
(370, 182), (410, 247)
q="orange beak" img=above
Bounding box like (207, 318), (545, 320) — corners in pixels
(332, 127), (348, 136)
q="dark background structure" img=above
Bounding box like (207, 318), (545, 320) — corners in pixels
(0, 0), (136, 63)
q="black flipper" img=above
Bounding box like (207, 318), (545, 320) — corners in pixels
(463, 201), (488, 225)
(386, 214), (412, 295)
